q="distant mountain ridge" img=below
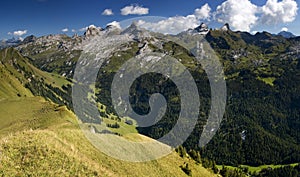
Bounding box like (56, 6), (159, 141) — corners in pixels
(1, 23), (298, 50)
(277, 31), (296, 38)
(0, 37), (22, 49)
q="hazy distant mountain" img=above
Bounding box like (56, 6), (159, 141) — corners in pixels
(0, 37), (22, 49)
(277, 31), (296, 38)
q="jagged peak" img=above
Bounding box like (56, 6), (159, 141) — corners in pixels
(84, 25), (102, 37)
(194, 23), (209, 34)
(221, 23), (230, 31)
(199, 23), (208, 29)
(184, 22), (209, 35)
(105, 21), (121, 30)
(22, 35), (37, 43)
(88, 24), (97, 29)
(122, 21), (141, 34)
(130, 21), (139, 28)
(72, 33), (79, 39)
(121, 21), (151, 41)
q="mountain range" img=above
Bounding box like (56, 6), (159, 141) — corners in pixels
(0, 22), (300, 176)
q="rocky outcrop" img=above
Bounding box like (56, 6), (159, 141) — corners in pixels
(103, 24), (121, 36)
(221, 23), (230, 31)
(84, 25), (102, 38)
(185, 23), (209, 35)
(194, 23), (209, 35)
(22, 35), (37, 44)
(121, 21), (151, 41)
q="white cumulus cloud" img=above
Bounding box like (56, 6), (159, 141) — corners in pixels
(136, 15), (199, 35)
(78, 25), (102, 32)
(260, 0), (298, 25)
(9, 30), (28, 36)
(251, 30), (259, 34)
(194, 3), (211, 20)
(131, 3), (212, 35)
(62, 28), (69, 32)
(121, 5), (149, 15)
(113, 1), (298, 34)
(281, 27), (288, 31)
(215, 0), (258, 32)
(106, 21), (121, 29)
(79, 27), (88, 32)
(214, 0), (298, 32)
(102, 9), (114, 16)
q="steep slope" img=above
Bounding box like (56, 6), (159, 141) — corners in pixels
(0, 97), (216, 176)
(0, 63), (33, 99)
(0, 47), (216, 176)
(13, 25), (300, 166)
(0, 48), (72, 108)
(92, 30), (300, 166)
(198, 29), (300, 165)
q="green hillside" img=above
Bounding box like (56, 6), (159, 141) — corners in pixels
(1, 27), (300, 176)
(0, 48), (216, 176)
(0, 48), (72, 107)
(86, 35), (300, 166)
(0, 97), (216, 176)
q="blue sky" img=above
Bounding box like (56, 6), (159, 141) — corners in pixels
(1, 0), (300, 39)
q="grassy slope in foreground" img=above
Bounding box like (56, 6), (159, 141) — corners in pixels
(0, 97), (216, 177)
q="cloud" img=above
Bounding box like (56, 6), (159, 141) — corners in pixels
(79, 27), (88, 32)
(135, 15), (199, 35)
(88, 24), (97, 29)
(62, 28), (69, 32)
(281, 27), (288, 31)
(215, 0), (258, 32)
(106, 21), (121, 29)
(213, 0), (298, 32)
(251, 30), (259, 34)
(71, 29), (76, 33)
(79, 25), (101, 32)
(9, 30), (28, 36)
(102, 9), (114, 16)
(260, 0), (298, 25)
(128, 4), (213, 35)
(121, 5), (149, 15)
(194, 3), (211, 20)
(107, 1), (297, 34)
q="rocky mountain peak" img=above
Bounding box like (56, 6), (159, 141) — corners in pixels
(122, 21), (140, 34)
(84, 25), (102, 37)
(130, 21), (138, 28)
(121, 21), (151, 41)
(103, 22), (122, 36)
(22, 35), (37, 44)
(72, 33), (79, 39)
(194, 23), (209, 35)
(221, 23), (230, 31)
(105, 22), (121, 30)
(277, 31), (296, 38)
